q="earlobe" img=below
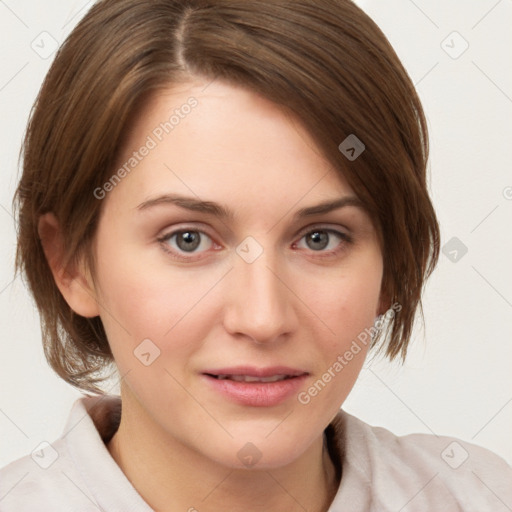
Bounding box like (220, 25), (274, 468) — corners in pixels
(38, 212), (100, 318)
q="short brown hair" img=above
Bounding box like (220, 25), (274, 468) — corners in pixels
(13, 0), (440, 395)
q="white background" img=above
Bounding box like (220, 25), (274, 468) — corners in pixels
(1, 0), (511, 470)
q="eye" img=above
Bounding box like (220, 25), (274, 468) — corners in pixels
(294, 228), (352, 254)
(157, 226), (352, 262)
(158, 229), (216, 259)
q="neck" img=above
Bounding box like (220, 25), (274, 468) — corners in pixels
(106, 390), (339, 512)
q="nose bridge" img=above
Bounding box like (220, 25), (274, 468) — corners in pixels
(224, 244), (293, 343)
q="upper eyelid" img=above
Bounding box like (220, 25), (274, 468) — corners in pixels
(296, 224), (348, 236)
(160, 222), (348, 236)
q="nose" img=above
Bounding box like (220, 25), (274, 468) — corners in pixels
(222, 247), (296, 344)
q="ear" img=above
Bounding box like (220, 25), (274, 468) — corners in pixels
(38, 212), (100, 318)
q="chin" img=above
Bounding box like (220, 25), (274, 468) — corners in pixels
(200, 426), (319, 471)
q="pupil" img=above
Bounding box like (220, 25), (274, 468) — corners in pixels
(308, 231), (328, 250)
(177, 231), (200, 251)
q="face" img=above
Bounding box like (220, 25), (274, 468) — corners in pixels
(87, 78), (384, 469)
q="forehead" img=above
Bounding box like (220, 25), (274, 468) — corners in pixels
(104, 79), (356, 220)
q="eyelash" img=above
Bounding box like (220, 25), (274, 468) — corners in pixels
(157, 226), (353, 262)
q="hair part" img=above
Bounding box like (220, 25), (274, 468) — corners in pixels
(13, 0), (440, 394)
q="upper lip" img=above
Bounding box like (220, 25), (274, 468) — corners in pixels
(203, 366), (308, 377)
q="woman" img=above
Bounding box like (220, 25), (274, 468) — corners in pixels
(1, 0), (511, 510)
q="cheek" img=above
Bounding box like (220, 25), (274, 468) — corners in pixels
(292, 266), (380, 421)
(306, 259), (383, 342)
(92, 241), (227, 368)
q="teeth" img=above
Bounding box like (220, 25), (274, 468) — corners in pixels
(215, 374), (289, 383)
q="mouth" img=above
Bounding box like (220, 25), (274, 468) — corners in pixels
(201, 366), (309, 407)
(202, 366), (308, 381)
(205, 374), (299, 383)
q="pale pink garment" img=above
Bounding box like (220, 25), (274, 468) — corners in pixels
(1, 395), (511, 511)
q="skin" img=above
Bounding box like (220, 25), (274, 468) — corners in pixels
(40, 78), (387, 512)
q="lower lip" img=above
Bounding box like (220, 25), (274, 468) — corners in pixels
(202, 374), (308, 407)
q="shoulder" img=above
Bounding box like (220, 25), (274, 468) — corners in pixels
(0, 395), (121, 512)
(0, 436), (98, 512)
(329, 410), (512, 511)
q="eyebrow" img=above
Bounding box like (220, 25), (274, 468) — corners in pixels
(136, 193), (365, 221)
